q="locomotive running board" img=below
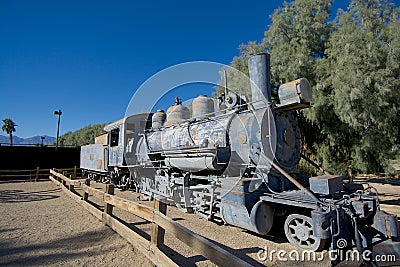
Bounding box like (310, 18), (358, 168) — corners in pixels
(259, 191), (318, 209)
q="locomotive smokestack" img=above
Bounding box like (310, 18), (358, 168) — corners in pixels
(248, 53), (271, 108)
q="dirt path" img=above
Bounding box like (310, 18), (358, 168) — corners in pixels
(0, 181), (152, 267)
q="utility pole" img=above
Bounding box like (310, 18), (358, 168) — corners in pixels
(54, 109), (62, 150)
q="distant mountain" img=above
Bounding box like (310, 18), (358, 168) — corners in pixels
(0, 135), (56, 145)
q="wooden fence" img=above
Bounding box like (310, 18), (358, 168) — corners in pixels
(0, 167), (79, 181)
(49, 169), (251, 267)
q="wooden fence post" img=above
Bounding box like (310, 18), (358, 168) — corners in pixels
(103, 184), (114, 224)
(73, 166), (77, 179)
(83, 179), (90, 201)
(69, 175), (74, 192)
(51, 168), (57, 182)
(151, 197), (167, 248)
(35, 167), (40, 182)
(52, 168), (57, 182)
(60, 171), (65, 186)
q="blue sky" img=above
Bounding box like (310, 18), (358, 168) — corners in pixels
(0, 0), (398, 138)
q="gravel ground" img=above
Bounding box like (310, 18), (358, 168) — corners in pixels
(0, 178), (398, 267)
(0, 181), (152, 267)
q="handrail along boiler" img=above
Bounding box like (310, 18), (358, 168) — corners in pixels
(80, 53), (399, 253)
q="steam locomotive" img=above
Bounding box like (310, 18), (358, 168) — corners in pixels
(81, 53), (399, 253)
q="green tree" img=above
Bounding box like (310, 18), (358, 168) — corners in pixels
(216, 0), (332, 102)
(264, 0), (332, 87)
(1, 118), (17, 146)
(216, 41), (266, 101)
(309, 0), (400, 174)
(57, 124), (106, 146)
(263, 0), (333, 173)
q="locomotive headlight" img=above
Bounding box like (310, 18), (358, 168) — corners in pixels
(275, 78), (312, 111)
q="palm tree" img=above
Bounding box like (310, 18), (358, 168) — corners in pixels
(1, 118), (17, 145)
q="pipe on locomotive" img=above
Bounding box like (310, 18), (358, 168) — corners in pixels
(260, 152), (323, 205)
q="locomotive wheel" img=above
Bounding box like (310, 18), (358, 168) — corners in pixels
(284, 214), (326, 251)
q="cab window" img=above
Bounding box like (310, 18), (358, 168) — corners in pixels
(110, 128), (119, 147)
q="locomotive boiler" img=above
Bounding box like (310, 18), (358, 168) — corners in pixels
(81, 53), (399, 254)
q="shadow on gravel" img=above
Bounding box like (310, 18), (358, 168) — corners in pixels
(0, 188), (60, 203)
(0, 228), (120, 266)
(160, 236), (266, 267)
(153, 228), (266, 267)
(160, 245), (208, 266)
(0, 227), (20, 234)
(208, 239), (268, 266)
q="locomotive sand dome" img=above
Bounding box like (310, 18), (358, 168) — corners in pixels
(192, 95), (214, 118)
(165, 97), (190, 125)
(81, 52), (399, 254)
(151, 109), (166, 128)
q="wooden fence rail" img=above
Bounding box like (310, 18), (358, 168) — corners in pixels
(49, 169), (251, 267)
(0, 168), (50, 181)
(0, 166), (79, 181)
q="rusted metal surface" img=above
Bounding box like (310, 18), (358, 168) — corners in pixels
(165, 102), (190, 125)
(309, 175), (343, 195)
(220, 177), (274, 235)
(259, 192), (317, 209)
(165, 156), (222, 171)
(108, 146), (122, 166)
(311, 210), (332, 239)
(276, 78), (312, 110)
(273, 111), (301, 170)
(104, 118), (124, 132)
(248, 53), (271, 108)
(146, 116), (229, 151)
(373, 210), (400, 238)
(147, 125), (193, 152)
(151, 109), (166, 128)
(192, 95), (214, 118)
(189, 119), (228, 147)
(145, 115), (230, 171)
(80, 144), (108, 172)
(95, 133), (108, 145)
